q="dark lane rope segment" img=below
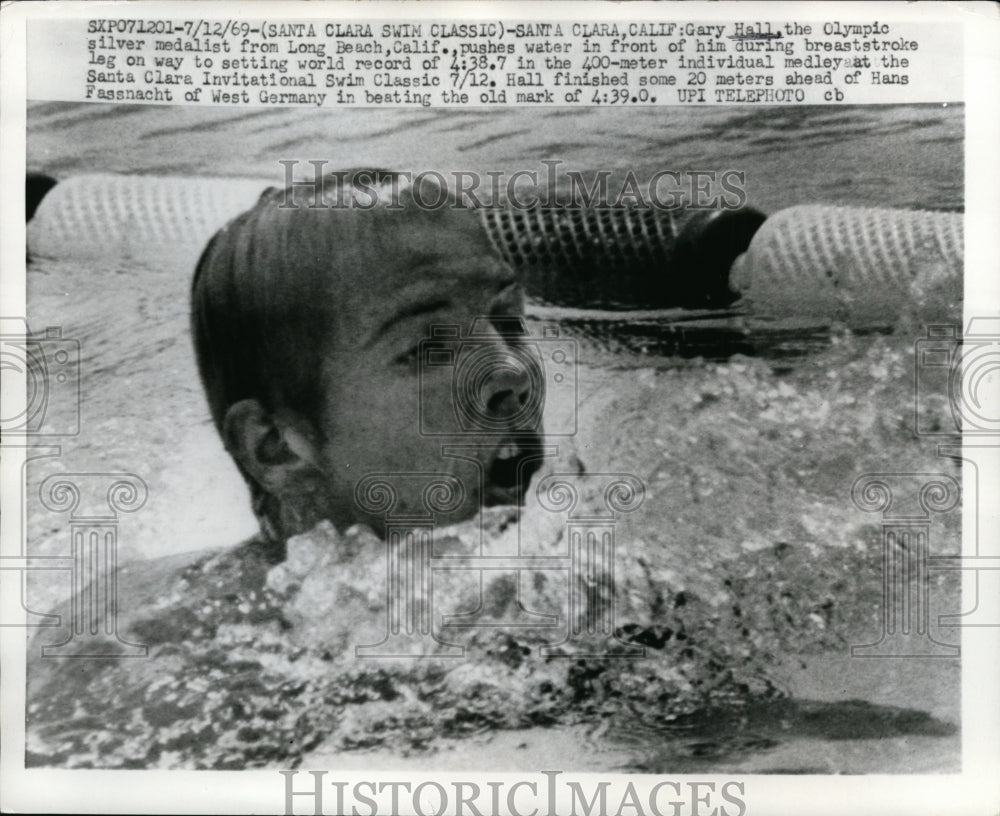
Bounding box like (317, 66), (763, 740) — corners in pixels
(481, 206), (768, 311)
(26, 172), (58, 223)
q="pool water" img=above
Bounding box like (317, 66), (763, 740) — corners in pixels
(24, 102), (964, 771)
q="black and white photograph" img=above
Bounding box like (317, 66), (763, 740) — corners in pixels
(2, 2), (998, 814)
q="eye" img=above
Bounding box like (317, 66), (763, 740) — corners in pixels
(393, 340), (450, 369)
(393, 345), (420, 368)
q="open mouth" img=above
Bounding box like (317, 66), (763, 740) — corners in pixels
(484, 435), (544, 505)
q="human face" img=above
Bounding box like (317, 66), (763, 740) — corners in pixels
(311, 209), (545, 533)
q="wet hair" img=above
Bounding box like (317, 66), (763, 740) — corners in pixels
(190, 169), (466, 538)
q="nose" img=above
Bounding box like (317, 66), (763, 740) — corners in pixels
(485, 357), (533, 417)
(474, 338), (542, 428)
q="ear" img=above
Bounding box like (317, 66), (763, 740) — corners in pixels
(223, 399), (320, 495)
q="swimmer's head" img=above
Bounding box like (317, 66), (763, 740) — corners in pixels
(191, 170), (543, 542)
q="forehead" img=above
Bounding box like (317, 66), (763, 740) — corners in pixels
(334, 208), (513, 323)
